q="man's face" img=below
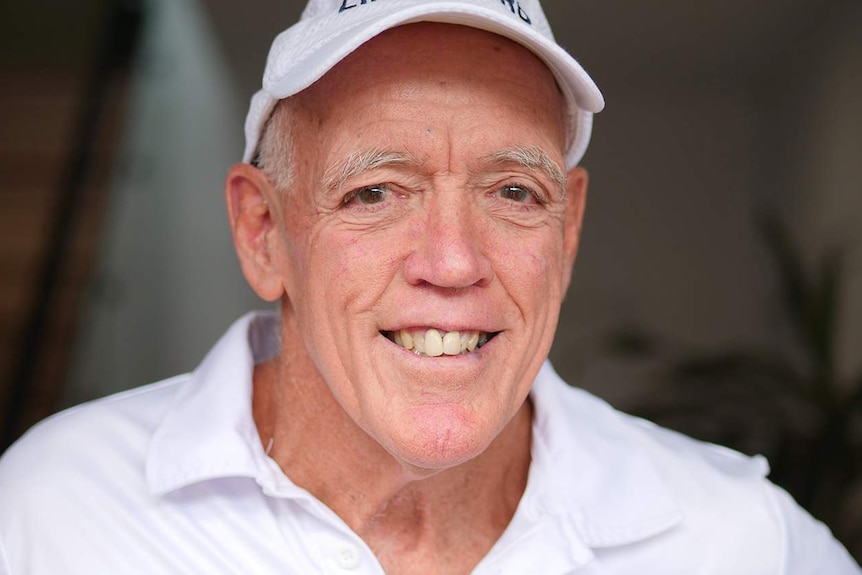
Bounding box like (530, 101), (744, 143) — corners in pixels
(268, 23), (584, 470)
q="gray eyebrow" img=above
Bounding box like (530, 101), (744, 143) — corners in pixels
(323, 148), (414, 191)
(484, 146), (567, 193)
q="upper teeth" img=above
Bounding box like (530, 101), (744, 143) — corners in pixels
(388, 328), (489, 357)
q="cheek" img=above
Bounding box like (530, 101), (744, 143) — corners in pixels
(305, 228), (403, 313)
(525, 248), (564, 312)
(493, 229), (565, 288)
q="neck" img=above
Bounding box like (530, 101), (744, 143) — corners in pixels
(252, 343), (533, 573)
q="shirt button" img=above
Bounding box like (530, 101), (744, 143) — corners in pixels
(335, 544), (361, 569)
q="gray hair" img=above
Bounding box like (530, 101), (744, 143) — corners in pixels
(252, 99), (295, 191)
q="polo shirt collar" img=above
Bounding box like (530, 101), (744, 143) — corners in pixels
(147, 312), (682, 550)
(526, 362), (682, 548)
(146, 312), (278, 495)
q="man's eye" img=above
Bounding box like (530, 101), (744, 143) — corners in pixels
(498, 185), (534, 203)
(346, 184), (388, 205)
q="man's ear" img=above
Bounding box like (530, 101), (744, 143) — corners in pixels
(561, 166), (588, 295)
(225, 163), (284, 302)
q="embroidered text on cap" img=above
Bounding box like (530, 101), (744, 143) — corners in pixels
(339, 0), (531, 24)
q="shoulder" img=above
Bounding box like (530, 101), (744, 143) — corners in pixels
(0, 375), (188, 515)
(631, 417), (861, 573)
(623, 409), (772, 489)
(2, 375), (186, 465)
(553, 381), (777, 524)
(548, 376), (771, 484)
(0, 376), (190, 573)
(540, 369), (860, 573)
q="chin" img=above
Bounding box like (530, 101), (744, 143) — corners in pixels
(384, 403), (498, 471)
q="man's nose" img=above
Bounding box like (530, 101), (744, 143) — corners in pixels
(402, 196), (494, 290)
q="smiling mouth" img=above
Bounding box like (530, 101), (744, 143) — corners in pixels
(382, 328), (498, 357)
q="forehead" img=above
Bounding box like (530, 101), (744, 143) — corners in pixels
(288, 22), (567, 170)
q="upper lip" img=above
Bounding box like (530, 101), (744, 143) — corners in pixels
(379, 311), (500, 333)
(378, 300), (504, 334)
(380, 324), (498, 334)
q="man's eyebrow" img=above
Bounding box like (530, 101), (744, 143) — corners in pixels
(484, 146), (567, 192)
(323, 148), (414, 191)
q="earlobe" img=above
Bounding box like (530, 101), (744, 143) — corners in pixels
(225, 163), (284, 302)
(561, 166), (588, 294)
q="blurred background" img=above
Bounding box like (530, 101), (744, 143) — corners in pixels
(1, 0), (860, 559)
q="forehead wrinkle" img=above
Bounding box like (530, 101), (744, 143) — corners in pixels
(323, 148), (415, 191)
(484, 146), (567, 195)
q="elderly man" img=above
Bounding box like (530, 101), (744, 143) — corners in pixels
(0, 0), (859, 573)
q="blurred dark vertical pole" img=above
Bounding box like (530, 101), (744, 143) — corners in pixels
(1, 0), (145, 450)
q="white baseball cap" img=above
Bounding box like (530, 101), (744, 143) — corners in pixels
(243, 0), (605, 169)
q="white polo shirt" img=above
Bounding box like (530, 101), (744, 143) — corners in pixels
(0, 312), (858, 574)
